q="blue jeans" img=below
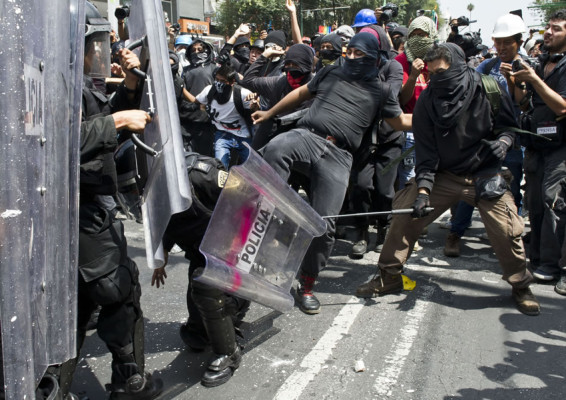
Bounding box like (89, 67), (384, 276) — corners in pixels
(397, 132), (415, 189)
(214, 130), (251, 169)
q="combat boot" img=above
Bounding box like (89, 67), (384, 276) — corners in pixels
(350, 229), (369, 259)
(443, 232), (461, 257)
(511, 286), (540, 316)
(297, 274), (321, 314)
(107, 362), (163, 400)
(201, 345), (242, 387)
(355, 269), (403, 298)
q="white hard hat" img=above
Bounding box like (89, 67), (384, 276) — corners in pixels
(492, 14), (526, 38)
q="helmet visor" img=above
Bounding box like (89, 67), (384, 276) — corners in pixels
(84, 31), (111, 78)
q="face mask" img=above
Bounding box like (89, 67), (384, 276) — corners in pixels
(214, 80), (227, 93)
(213, 81), (232, 104)
(320, 49), (340, 61)
(406, 36), (434, 61)
(190, 50), (208, 66)
(235, 46), (251, 62)
(286, 71), (305, 89)
(342, 56), (377, 80)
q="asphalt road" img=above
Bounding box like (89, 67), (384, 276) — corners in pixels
(71, 210), (566, 400)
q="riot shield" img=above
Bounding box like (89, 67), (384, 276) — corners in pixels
(196, 146), (327, 312)
(127, 0), (192, 269)
(0, 0), (81, 397)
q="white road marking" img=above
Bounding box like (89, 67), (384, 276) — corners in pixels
(373, 286), (434, 396)
(273, 296), (366, 400)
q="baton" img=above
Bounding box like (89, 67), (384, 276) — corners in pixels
(322, 207), (434, 219)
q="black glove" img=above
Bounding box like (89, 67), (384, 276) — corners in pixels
(481, 138), (510, 161)
(411, 193), (431, 218)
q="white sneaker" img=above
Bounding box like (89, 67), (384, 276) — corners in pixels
(439, 221), (452, 230)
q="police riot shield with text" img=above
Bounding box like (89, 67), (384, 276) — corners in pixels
(0, 0), (81, 397)
(196, 146), (327, 312)
(127, 0), (192, 269)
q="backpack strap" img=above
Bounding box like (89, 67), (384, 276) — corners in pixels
(480, 74), (501, 119)
(233, 85), (254, 136)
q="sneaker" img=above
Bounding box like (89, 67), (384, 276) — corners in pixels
(297, 274), (321, 314)
(355, 270), (403, 298)
(533, 266), (560, 281)
(555, 273), (566, 296)
(511, 287), (540, 316)
(443, 232), (461, 258)
(439, 220), (452, 230)
(350, 229), (369, 259)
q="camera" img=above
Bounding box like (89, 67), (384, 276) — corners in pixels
(248, 23), (257, 32)
(115, 5), (130, 20)
(512, 58), (540, 72)
(379, 3), (399, 24)
(448, 30), (483, 59)
(171, 22), (180, 32)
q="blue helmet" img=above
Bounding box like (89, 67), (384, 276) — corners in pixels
(352, 9), (377, 28)
(175, 34), (192, 48)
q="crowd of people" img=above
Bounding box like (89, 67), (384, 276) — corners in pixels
(24, 0), (566, 398)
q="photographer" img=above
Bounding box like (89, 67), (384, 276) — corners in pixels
(513, 10), (566, 293)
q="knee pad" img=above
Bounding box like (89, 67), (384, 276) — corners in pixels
(88, 264), (134, 306)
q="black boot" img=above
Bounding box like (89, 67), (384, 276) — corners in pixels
(297, 274), (321, 314)
(201, 345), (242, 387)
(192, 273), (242, 387)
(107, 357), (163, 400)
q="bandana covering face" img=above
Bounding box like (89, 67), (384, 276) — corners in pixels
(234, 46), (250, 63)
(190, 51), (208, 66)
(406, 36), (435, 61)
(425, 43), (480, 130)
(342, 32), (380, 80)
(213, 81), (233, 104)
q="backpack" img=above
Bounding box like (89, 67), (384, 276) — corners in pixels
(206, 84), (254, 135)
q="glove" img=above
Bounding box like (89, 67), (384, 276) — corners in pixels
(411, 193), (431, 218)
(481, 138), (510, 161)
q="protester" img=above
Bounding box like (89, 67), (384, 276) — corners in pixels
(444, 13), (527, 258)
(355, 43), (540, 317)
(184, 63), (256, 168)
(252, 32), (412, 314)
(396, 16), (437, 189)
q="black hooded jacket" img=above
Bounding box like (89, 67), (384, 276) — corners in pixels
(413, 43), (518, 192)
(182, 40), (216, 123)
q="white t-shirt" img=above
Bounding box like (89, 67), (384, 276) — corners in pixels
(196, 85), (252, 138)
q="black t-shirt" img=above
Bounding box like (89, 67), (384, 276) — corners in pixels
(299, 66), (402, 152)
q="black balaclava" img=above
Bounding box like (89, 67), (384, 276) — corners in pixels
(233, 36), (251, 64)
(320, 33), (343, 62)
(264, 30), (287, 48)
(343, 32), (379, 81)
(284, 44), (314, 88)
(425, 43), (480, 130)
(189, 40), (210, 66)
